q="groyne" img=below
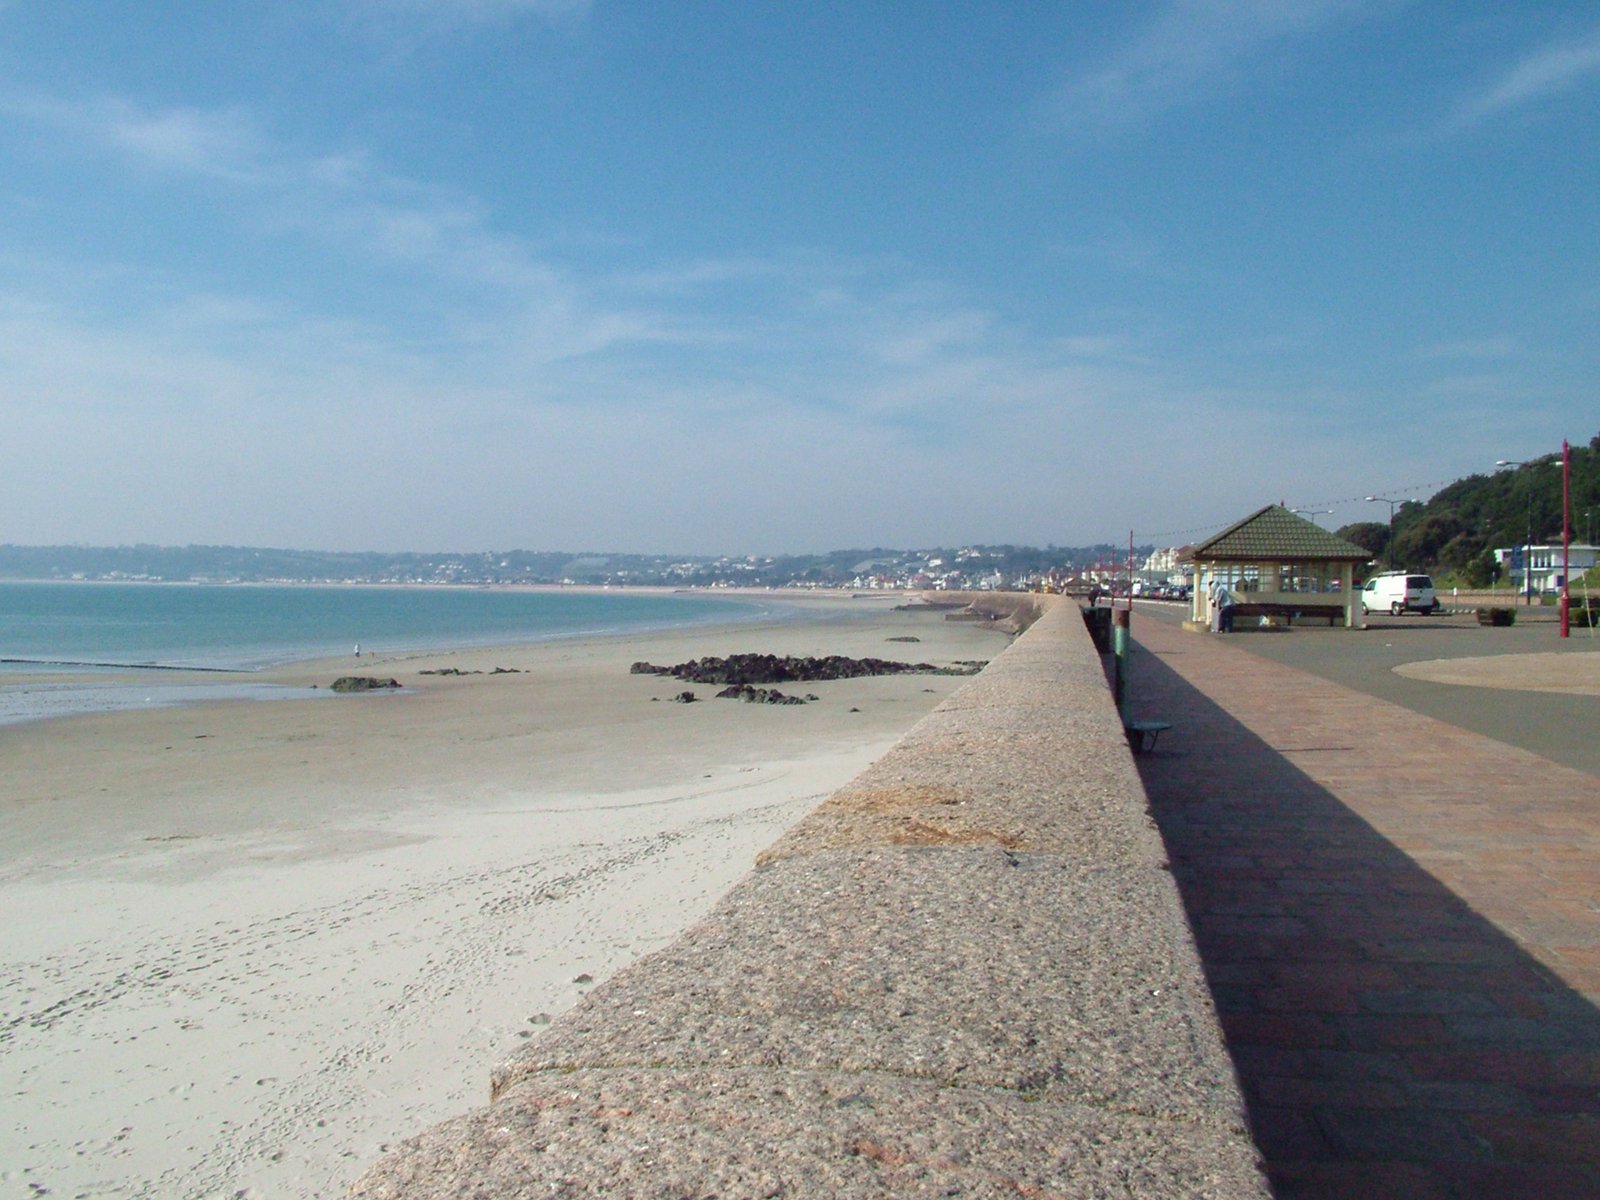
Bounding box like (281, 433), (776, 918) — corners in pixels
(351, 596), (1266, 1198)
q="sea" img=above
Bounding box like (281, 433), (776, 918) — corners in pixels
(0, 582), (778, 727)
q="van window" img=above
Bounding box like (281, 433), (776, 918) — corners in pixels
(1406, 576), (1432, 588)
(1363, 579), (1377, 591)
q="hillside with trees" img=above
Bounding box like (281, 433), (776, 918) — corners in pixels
(1335, 434), (1600, 586)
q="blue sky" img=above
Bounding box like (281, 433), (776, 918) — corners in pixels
(1, 1), (1595, 553)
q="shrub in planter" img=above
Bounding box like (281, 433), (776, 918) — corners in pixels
(1476, 607), (1516, 626)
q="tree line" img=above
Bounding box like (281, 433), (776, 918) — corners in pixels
(1334, 434), (1600, 586)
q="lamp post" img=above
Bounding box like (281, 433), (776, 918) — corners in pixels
(1364, 496), (1399, 569)
(1496, 459), (1550, 607)
(1290, 508), (1334, 522)
(1562, 440), (1571, 637)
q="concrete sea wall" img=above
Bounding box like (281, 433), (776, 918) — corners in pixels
(350, 598), (1267, 1198)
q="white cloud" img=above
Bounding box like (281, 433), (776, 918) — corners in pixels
(1454, 26), (1600, 126)
(103, 105), (265, 180)
(1042, 0), (1375, 134)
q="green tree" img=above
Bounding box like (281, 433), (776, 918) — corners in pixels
(1391, 512), (1466, 569)
(1336, 521), (1389, 560)
(1461, 548), (1501, 588)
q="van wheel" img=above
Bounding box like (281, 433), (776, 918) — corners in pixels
(1361, 604), (1370, 616)
(1390, 602), (1403, 616)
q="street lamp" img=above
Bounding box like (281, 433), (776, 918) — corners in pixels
(1562, 440), (1572, 638)
(1290, 508), (1333, 522)
(1495, 459), (1552, 607)
(1364, 496), (1399, 569)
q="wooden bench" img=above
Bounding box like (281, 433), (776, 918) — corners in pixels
(1124, 720), (1172, 754)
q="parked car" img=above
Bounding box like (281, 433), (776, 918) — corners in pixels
(1360, 572), (1439, 616)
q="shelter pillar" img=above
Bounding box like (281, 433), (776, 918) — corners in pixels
(1342, 562), (1362, 629)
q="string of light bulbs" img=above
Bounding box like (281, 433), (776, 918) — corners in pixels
(1131, 478), (1455, 543)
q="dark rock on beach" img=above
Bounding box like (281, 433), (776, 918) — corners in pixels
(630, 653), (983, 686)
(418, 666), (523, 676)
(331, 676), (402, 692)
(714, 685), (808, 705)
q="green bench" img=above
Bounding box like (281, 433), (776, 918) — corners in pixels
(1228, 601), (1344, 628)
(1124, 720), (1172, 754)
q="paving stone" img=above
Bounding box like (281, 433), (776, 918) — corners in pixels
(1131, 610), (1600, 1194)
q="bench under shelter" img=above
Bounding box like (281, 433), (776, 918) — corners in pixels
(1183, 505), (1373, 632)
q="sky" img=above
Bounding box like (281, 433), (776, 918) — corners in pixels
(1, 1), (1596, 555)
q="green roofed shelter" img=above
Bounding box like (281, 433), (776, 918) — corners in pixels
(1183, 505), (1374, 631)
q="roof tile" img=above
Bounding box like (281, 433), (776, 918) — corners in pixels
(1188, 506), (1371, 563)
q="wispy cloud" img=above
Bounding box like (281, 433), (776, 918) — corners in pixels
(1415, 337), (1520, 361)
(1453, 25), (1600, 126)
(355, 0), (590, 24)
(342, 0), (591, 49)
(4, 88), (1160, 439)
(6, 89), (588, 297)
(2, 94), (265, 182)
(1041, 0), (1374, 134)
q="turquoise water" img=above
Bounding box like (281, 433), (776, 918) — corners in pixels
(0, 583), (773, 672)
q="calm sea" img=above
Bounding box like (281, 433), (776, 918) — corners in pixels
(0, 583), (773, 673)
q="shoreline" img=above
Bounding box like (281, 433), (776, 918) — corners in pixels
(0, 588), (857, 726)
(0, 593), (1006, 1199)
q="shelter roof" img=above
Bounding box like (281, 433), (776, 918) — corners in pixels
(1187, 505), (1372, 563)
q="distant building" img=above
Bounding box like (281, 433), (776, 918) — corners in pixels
(1141, 547), (1181, 575)
(1493, 543), (1599, 593)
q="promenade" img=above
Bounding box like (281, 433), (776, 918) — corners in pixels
(1128, 611), (1600, 1197)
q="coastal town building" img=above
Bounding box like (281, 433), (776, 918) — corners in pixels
(1141, 546), (1187, 579)
(1492, 542), (1599, 594)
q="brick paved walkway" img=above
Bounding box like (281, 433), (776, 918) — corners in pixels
(1129, 617), (1600, 1199)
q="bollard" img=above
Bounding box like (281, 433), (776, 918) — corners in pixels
(1112, 607), (1130, 714)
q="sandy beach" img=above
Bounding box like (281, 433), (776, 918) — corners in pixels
(0, 593), (1007, 1199)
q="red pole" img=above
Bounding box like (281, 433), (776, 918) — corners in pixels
(1127, 530), (1134, 618)
(1562, 439), (1572, 638)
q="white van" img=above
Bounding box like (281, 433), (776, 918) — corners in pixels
(1361, 572), (1439, 616)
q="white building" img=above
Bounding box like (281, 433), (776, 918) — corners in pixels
(1493, 543), (1599, 593)
(1141, 547), (1180, 575)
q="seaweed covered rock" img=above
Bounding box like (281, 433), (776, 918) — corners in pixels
(714, 685), (808, 705)
(331, 676), (402, 692)
(630, 653), (982, 686)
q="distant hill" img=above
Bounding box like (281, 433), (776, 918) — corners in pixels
(1335, 433), (1600, 585)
